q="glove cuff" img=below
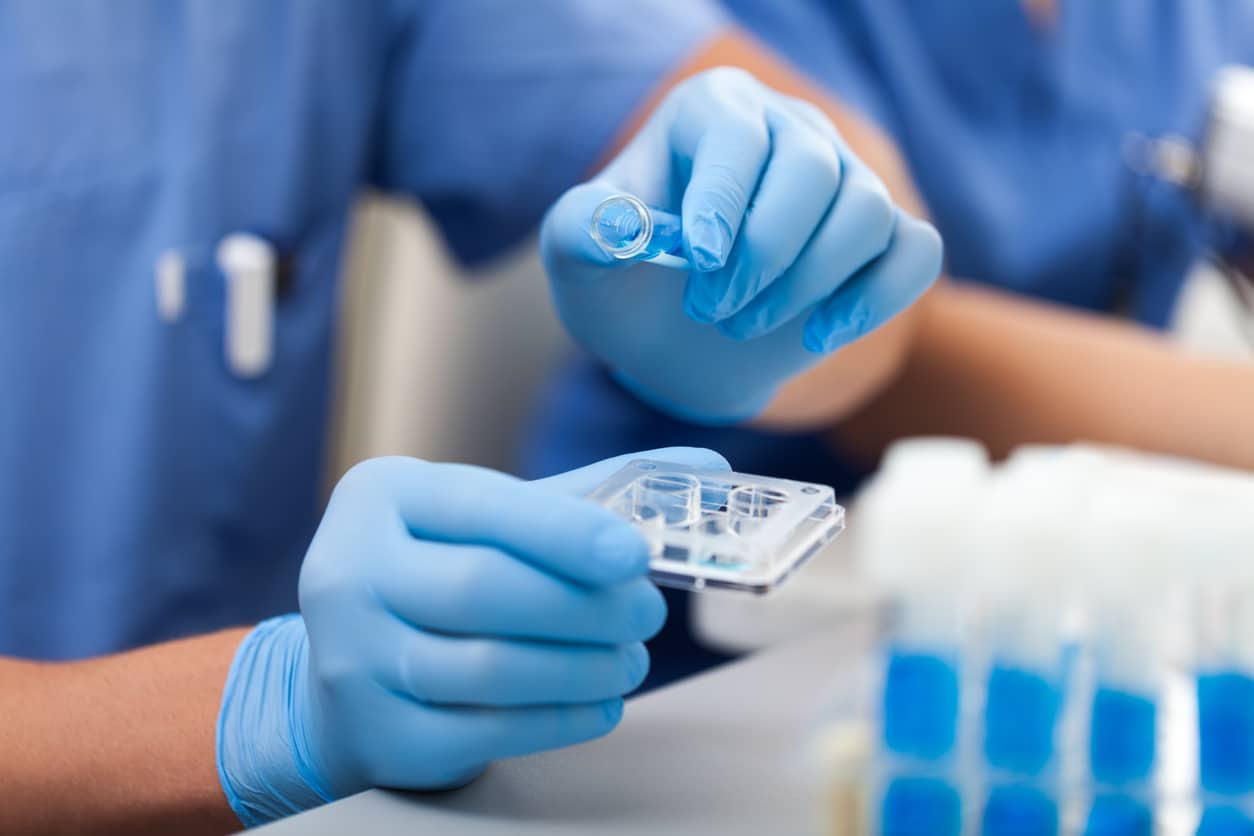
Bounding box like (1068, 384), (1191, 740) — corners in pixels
(216, 614), (331, 827)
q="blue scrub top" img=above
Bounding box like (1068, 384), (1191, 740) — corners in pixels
(522, 0), (1254, 485)
(0, 1), (722, 660)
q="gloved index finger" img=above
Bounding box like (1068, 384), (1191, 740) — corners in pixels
(373, 458), (650, 588)
(678, 112), (771, 273)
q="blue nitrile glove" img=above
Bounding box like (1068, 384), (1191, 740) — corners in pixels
(216, 447), (730, 826)
(542, 67), (943, 423)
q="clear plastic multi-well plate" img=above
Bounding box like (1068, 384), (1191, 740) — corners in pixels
(588, 459), (845, 594)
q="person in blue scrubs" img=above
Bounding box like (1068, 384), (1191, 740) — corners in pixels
(522, 0), (1254, 687)
(0, 1), (718, 663)
(0, 2), (944, 829)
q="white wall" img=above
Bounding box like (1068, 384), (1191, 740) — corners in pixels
(327, 195), (572, 485)
(1170, 261), (1254, 360)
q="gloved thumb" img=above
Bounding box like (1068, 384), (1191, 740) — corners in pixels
(534, 447), (732, 497)
(540, 181), (626, 283)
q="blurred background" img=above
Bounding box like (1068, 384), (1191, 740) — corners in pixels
(329, 196), (566, 481)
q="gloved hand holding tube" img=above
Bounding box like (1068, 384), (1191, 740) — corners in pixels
(542, 67), (944, 423)
(215, 447), (730, 826)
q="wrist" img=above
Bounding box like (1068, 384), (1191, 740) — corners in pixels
(216, 615), (330, 827)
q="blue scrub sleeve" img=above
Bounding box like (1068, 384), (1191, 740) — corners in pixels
(371, 1), (729, 265)
(719, 0), (896, 132)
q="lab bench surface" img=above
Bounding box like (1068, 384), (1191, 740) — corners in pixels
(253, 622), (870, 836)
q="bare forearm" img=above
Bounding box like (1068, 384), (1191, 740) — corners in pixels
(0, 629), (248, 835)
(834, 282), (1254, 469)
(755, 295), (926, 429)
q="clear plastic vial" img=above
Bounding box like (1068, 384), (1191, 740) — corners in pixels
(590, 194), (687, 268)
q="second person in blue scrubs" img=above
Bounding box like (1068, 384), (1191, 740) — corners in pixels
(523, 0), (1254, 688)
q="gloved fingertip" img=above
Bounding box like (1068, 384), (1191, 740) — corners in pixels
(591, 525), (651, 582)
(802, 321), (835, 355)
(623, 642), (651, 691)
(601, 698), (626, 728)
(635, 446), (732, 472)
(436, 763), (488, 791)
(689, 447), (733, 471)
(629, 582), (668, 640)
(687, 214), (732, 272)
(808, 302), (873, 354)
(915, 219), (946, 279)
(691, 245), (724, 273)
